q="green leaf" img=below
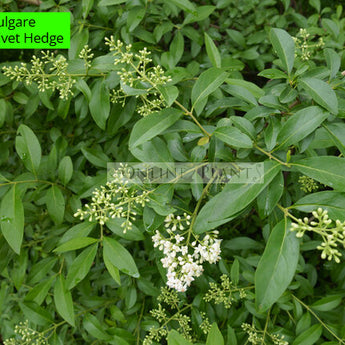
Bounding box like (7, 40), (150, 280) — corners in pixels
(83, 314), (111, 341)
(322, 18), (339, 38)
(299, 77), (338, 114)
(194, 161), (281, 233)
(81, 0), (94, 19)
(169, 0), (196, 14)
(292, 324), (322, 345)
(309, 0), (320, 12)
(131, 137), (173, 162)
(230, 116), (256, 140)
(311, 295), (342, 311)
(103, 237), (140, 278)
(230, 259), (240, 285)
(68, 28), (89, 60)
(0, 186), (24, 254)
(214, 126), (253, 148)
(225, 78), (265, 98)
(183, 5), (215, 24)
(227, 325), (237, 345)
(264, 116), (282, 151)
(255, 218), (299, 312)
(276, 106), (328, 149)
(191, 68), (228, 112)
(292, 191), (345, 222)
(158, 85), (179, 107)
(257, 172), (284, 218)
(129, 108), (182, 149)
(59, 222), (96, 244)
(270, 28), (295, 75)
(206, 323), (224, 345)
(162, 31), (184, 69)
(46, 185), (65, 225)
(89, 80), (110, 130)
(323, 123), (345, 157)
(58, 156), (73, 185)
(204, 33), (221, 68)
(54, 275), (75, 326)
(81, 147), (110, 168)
(24, 277), (54, 306)
(292, 157), (345, 190)
(104, 254), (121, 285)
(222, 84), (258, 106)
(106, 218), (145, 241)
(54, 237), (98, 253)
(66, 243), (98, 289)
(98, 0), (126, 5)
(324, 48), (341, 80)
(20, 301), (54, 326)
(258, 68), (288, 79)
(15, 124), (41, 176)
(167, 330), (193, 345)
(127, 6), (146, 32)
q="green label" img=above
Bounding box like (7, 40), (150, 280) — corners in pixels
(0, 12), (70, 49)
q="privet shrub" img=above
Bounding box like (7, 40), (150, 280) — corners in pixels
(1, 0), (345, 344)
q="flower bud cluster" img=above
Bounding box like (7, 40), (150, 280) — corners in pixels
(242, 323), (288, 345)
(203, 274), (247, 308)
(298, 175), (319, 193)
(79, 45), (94, 69)
(74, 164), (150, 232)
(293, 28), (325, 61)
(105, 36), (172, 116)
(4, 320), (48, 345)
(2, 51), (75, 100)
(290, 208), (345, 263)
(152, 213), (221, 292)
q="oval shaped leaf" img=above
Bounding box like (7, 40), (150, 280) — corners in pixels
(103, 237), (139, 278)
(292, 156), (345, 191)
(205, 33), (221, 68)
(54, 237), (98, 253)
(66, 243), (98, 289)
(191, 68), (228, 111)
(206, 323), (224, 345)
(292, 191), (345, 222)
(277, 106), (328, 149)
(58, 156), (73, 185)
(270, 28), (295, 75)
(167, 330), (193, 345)
(255, 218), (299, 312)
(214, 126), (253, 148)
(0, 186), (24, 254)
(83, 313), (111, 341)
(129, 108), (182, 149)
(311, 295), (342, 312)
(15, 124), (41, 175)
(194, 161), (281, 233)
(89, 80), (110, 130)
(54, 275), (75, 327)
(299, 77), (338, 114)
(46, 185), (65, 225)
(292, 324), (322, 345)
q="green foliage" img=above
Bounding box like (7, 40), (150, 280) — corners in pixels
(1, 0), (345, 344)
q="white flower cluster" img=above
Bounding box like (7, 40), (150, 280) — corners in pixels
(152, 213), (221, 292)
(74, 164), (150, 232)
